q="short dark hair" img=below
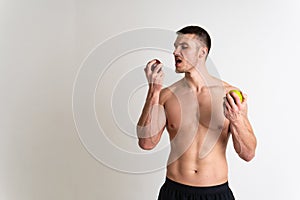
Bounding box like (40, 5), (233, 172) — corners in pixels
(176, 25), (211, 55)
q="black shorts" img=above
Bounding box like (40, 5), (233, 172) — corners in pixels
(158, 177), (235, 200)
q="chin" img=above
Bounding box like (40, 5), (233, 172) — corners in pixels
(175, 64), (183, 73)
(175, 68), (185, 73)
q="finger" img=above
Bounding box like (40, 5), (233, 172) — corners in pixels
(224, 97), (231, 110)
(146, 59), (158, 73)
(223, 99), (231, 118)
(226, 93), (234, 105)
(223, 101), (226, 112)
(241, 92), (248, 104)
(153, 63), (163, 73)
(229, 91), (240, 103)
(144, 67), (148, 75)
(157, 71), (164, 78)
(223, 100), (227, 111)
(226, 93), (238, 109)
(147, 59), (157, 66)
(230, 91), (242, 107)
(144, 65), (150, 75)
(223, 102), (227, 116)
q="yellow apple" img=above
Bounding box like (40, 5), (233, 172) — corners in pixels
(229, 90), (243, 102)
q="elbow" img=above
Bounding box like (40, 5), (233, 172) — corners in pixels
(243, 140), (257, 162)
(138, 139), (156, 150)
(240, 151), (255, 162)
(239, 138), (257, 162)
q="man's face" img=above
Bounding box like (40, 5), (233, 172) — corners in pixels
(173, 33), (203, 73)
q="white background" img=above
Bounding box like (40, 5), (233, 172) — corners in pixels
(1, 0), (300, 199)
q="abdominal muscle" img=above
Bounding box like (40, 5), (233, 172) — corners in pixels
(165, 125), (230, 187)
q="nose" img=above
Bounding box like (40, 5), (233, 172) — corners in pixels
(173, 48), (180, 56)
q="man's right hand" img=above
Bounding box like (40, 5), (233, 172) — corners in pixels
(144, 59), (164, 90)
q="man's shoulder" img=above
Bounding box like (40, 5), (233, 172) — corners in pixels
(159, 79), (183, 104)
(210, 78), (240, 91)
(159, 86), (173, 104)
(222, 81), (241, 93)
(206, 79), (241, 95)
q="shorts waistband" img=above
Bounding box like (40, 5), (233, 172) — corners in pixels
(164, 177), (230, 194)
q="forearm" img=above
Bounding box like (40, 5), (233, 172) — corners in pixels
(137, 86), (160, 127)
(230, 117), (257, 161)
(136, 86), (165, 149)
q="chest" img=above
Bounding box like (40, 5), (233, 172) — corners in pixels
(164, 88), (227, 132)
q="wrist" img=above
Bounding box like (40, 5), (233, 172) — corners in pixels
(230, 116), (246, 127)
(146, 87), (160, 103)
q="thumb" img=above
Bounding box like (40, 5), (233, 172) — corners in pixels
(241, 92), (248, 103)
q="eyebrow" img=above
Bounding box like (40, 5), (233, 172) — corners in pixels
(174, 42), (189, 47)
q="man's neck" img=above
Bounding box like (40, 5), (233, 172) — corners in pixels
(184, 64), (213, 93)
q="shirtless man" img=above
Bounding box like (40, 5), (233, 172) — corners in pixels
(136, 26), (257, 200)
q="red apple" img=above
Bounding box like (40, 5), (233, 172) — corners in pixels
(151, 59), (161, 72)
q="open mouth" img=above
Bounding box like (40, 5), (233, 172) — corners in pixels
(175, 56), (182, 65)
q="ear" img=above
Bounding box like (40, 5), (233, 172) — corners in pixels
(199, 46), (208, 59)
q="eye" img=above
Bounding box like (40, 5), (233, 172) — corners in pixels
(182, 45), (188, 49)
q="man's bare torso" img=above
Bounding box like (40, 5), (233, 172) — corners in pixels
(159, 78), (233, 187)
